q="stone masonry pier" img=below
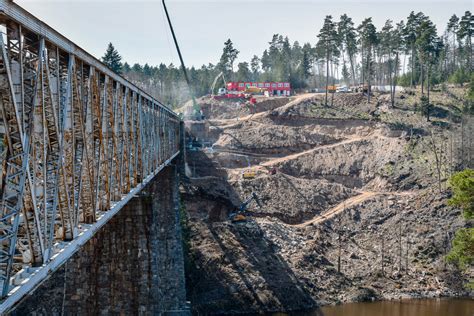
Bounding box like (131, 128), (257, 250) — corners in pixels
(9, 165), (189, 315)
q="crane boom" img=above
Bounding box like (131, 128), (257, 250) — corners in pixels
(162, 0), (201, 119)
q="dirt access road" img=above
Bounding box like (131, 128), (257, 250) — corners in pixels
(182, 91), (467, 314)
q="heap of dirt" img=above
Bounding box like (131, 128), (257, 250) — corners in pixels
(213, 120), (344, 155)
(179, 95), (292, 120)
(181, 91), (471, 314)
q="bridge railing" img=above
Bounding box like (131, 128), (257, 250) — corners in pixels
(0, 0), (181, 301)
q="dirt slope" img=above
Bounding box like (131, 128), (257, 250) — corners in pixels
(181, 91), (471, 314)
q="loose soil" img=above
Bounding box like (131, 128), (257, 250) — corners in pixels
(180, 90), (472, 314)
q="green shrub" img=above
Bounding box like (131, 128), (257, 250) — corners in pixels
(448, 69), (469, 85)
(448, 169), (474, 220)
(446, 169), (474, 289)
(446, 228), (474, 271)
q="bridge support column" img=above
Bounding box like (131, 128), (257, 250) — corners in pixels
(9, 165), (189, 315)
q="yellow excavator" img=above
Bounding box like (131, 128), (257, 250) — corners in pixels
(229, 192), (262, 222)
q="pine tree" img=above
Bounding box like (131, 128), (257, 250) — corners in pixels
(416, 17), (441, 99)
(447, 14), (460, 74)
(458, 11), (473, 74)
(250, 55), (261, 81)
(261, 50), (271, 73)
(392, 21), (405, 106)
(380, 19), (404, 106)
(301, 48), (312, 80)
(236, 62), (251, 82)
(317, 15), (339, 106)
(218, 39), (239, 79)
(358, 18), (377, 102)
(102, 42), (123, 74)
(404, 12), (425, 87)
(420, 95), (432, 120)
(338, 14), (358, 86)
(122, 62), (131, 73)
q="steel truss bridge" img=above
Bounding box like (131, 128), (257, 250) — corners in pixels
(0, 0), (181, 311)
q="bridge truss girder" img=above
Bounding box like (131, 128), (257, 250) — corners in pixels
(0, 0), (180, 302)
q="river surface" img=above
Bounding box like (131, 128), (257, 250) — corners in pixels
(294, 298), (473, 316)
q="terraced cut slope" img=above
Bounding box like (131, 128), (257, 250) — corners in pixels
(180, 92), (471, 314)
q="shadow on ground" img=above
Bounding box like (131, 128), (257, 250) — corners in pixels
(181, 147), (321, 314)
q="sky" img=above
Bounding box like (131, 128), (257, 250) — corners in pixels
(16, 0), (473, 68)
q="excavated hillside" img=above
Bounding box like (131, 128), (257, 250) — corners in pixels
(180, 91), (472, 314)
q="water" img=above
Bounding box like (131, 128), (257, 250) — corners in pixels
(297, 298), (473, 316)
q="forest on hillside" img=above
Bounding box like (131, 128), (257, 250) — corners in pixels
(101, 10), (473, 108)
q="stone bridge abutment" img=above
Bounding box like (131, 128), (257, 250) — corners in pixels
(10, 165), (189, 315)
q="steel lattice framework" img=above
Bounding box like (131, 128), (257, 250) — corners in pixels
(0, 0), (181, 307)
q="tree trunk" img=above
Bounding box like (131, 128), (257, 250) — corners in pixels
(367, 47), (371, 103)
(381, 237), (385, 276)
(405, 239), (410, 275)
(403, 53), (406, 75)
(453, 31), (456, 74)
(421, 63), (424, 95)
(399, 222), (402, 273)
(389, 52), (393, 106)
(325, 45), (329, 107)
(331, 61), (335, 107)
(468, 36), (472, 75)
(349, 53), (356, 87)
(431, 132), (443, 193)
(461, 116), (464, 169)
(427, 64), (431, 105)
(361, 45), (365, 92)
(392, 52), (399, 108)
(469, 118), (472, 167)
(337, 229), (342, 273)
(342, 48), (346, 81)
(411, 43), (415, 88)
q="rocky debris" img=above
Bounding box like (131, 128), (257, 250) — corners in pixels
(181, 92), (470, 314)
(213, 120), (343, 156)
(179, 95), (291, 120)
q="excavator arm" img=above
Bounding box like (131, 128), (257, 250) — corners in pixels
(230, 192), (262, 222)
(211, 71), (227, 96)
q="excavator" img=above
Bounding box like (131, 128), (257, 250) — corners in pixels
(229, 192), (262, 222)
(211, 71), (227, 96)
(211, 73), (257, 106)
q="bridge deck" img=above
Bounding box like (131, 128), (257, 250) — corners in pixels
(0, 0), (181, 310)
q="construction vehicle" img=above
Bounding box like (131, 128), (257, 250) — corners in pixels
(212, 80), (259, 105)
(242, 169), (256, 179)
(229, 192), (263, 222)
(244, 86), (267, 94)
(211, 71), (227, 96)
(327, 85), (337, 93)
(242, 155), (256, 179)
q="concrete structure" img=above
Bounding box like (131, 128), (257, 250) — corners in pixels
(0, 0), (185, 312)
